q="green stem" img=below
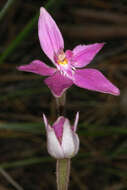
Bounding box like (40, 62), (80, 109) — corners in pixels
(56, 159), (71, 190)
(56, 92), (66, 116)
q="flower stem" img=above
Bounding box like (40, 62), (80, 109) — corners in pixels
(56, 159), (70, 190)
(56, 93), (71, 190)
(56, 92), (66, 116)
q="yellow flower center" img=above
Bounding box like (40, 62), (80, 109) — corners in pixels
(57, 51), (68, 65)
(58, 58), (68, 65)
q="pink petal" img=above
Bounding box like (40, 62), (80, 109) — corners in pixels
(53, 116), (65, 142)
(17, 60), (56, 76)
(38, 7), (64, 62)
(72, 43), (104, 68)
(65, 50), (73, 59)
(73, 69), (120, 96)
(44, 71), (73, 97)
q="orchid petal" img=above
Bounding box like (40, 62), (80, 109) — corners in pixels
(72, 133), (80, 155)
(47, 128), (65, 159)
(43, 114), (51, 131)
(44, 71), (73, 97)
(72, 43), (104, 68)
(53, 116), (65, 141)
(38, 7), (64, 62)
(17, 60), (56, 76)
(62, 119), (78, 158)
(43, 114), (64, 158)
(43, 114), (64, 159)
(73, 112), (79, 132)
(73, 69), (120, 96)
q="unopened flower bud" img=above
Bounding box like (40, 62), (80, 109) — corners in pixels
(43, 113), (79, 159)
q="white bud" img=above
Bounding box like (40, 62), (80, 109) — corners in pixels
(43, 113), (79, 159)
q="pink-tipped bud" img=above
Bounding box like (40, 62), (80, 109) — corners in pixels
(43, 113), (79, 159)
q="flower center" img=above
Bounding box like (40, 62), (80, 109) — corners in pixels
(58, 58), (68, 65)
(57, 51), (68, 65)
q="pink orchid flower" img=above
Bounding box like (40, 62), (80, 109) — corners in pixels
(43, 113), (79, 159)
(17, 7), (120, 97)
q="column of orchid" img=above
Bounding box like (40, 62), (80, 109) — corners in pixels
(17, 7), (120, 190)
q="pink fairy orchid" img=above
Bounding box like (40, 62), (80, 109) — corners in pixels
(43, 113), (79, 159)
(17, 7), (120, 97)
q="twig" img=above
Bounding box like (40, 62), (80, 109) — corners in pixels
(0, 0), (16, 21)
(0, 168), (24, 190)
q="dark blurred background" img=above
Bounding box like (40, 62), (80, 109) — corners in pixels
(0, 0), (127, 189)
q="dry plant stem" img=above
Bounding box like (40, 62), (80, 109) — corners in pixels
(56, 92), (66, 116)
(0, 168), (24, 190)
(0, 0), (16, 21)
(56, 159), (71, 190)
